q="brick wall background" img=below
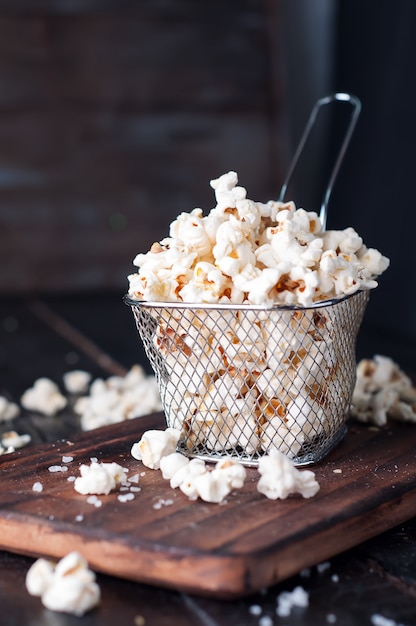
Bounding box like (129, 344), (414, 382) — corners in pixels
(0, 0), (289, 294)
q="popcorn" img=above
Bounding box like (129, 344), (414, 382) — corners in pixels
(74, 461), (128, 495)
(21, 378), (67, 416)
(1, 430), (31, 449)
(351, 355), (416, 426)
(168, 455), (246, 503)
(26, 552), (100, 616)
(63, 370), (92, 394)
(257, 449), (320, 499)
(131, 428), (180, 469)
(128, 172), (389, 306)
(0, 395), (20, 421)
(127, 172), (388, 460)
(74, 365), (162, 431)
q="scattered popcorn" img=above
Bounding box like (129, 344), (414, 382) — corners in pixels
(21, 378), (67, 416)
(1, 430), (31, 449)
(63, 370), (92, 394)
(32, 482), (43, 493)
(371, 615), (402, 626)
(26, 558), (55, 597)
(125, 174), (389, 461)
(131, 427), (181, 470)
(0, 395), (20, 421)
(26, 552), (100, 616)
(257, 449), (320, 500)
(276, 585), (309, 617)
(74, 365), (162, 431)
(74, 462), (128, 495)
(163, 451), (246, 503)
(351, 355), (416, 426)
(249, 604), (263, 616)
(316, 561), (331, 574)
(128, 171), (388, 306)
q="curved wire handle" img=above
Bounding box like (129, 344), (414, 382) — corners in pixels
(279, 92), (361, 229)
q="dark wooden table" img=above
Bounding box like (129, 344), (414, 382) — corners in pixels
(1, 293), (416, 626)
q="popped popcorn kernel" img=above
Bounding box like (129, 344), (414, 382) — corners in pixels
(74, 461), (128, 495)
(351, 355), (416, 426)
(26, 552), (100, 616)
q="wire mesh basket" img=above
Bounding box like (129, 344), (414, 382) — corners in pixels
(125, 290), (369, 466)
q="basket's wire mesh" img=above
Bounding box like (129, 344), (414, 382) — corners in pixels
(126, 291), (369, 466)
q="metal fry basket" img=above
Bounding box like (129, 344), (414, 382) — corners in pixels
(125, 290), (369, 466)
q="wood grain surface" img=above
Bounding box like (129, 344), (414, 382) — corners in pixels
(0, 413), (415, 598)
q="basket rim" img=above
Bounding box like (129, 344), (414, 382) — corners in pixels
(123, 289), (368, 312)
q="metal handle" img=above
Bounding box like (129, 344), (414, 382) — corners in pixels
(279, 92), (361, 229)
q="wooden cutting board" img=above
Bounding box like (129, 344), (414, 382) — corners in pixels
(0, 412), (415, 598)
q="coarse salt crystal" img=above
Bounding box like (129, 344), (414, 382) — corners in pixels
(117, 493), (135, 503)
(62, 455), (74, 463)
(249, 604), (262, 616)
(74, 514), (84, 522)
(48, 465), (68, 473)
(32, 482), (43, 493)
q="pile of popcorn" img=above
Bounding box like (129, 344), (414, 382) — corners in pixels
(131, 427), (320, 504)
(351, 355), (416, 426)
(128, 171), (389, 307)
(127, 171), (389, 460)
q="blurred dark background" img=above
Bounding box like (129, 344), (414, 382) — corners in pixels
(0, 0), (415, 371)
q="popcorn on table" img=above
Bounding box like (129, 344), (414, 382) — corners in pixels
(26, 551), (100, 616)
(132, 427), (317, 504)
(21, 378), (67, 416)
(351, 355), (416, 426)
(74, 461), (128, 496)
(63, 370), (92, 394)
(128, 171), (389, 307)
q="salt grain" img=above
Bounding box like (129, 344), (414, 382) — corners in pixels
(86, 495), (102, 508)
(62, 455), (74, 463)
(67, 476), (76, 482)
(48, 465), (68, 473)
(74, 514), (84, 522)
(259, 617), (273, 626)
(118, 493), (135, 503)
(327, 613), (337, 623)
(32, 482), (43, 493)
